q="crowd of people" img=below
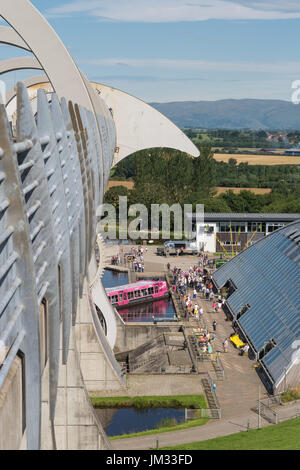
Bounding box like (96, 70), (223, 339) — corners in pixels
(111, 245), (147, 272)
(168, 261), (248, 359)
(169, 263), (216, 302)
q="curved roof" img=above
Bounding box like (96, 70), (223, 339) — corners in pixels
(213, 221), (300, 389)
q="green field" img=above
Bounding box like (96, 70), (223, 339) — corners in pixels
(161, 418), (300, 450)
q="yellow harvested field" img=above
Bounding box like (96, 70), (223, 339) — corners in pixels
(214, 153), (300, 165)
(107, 180), (134, 190)
(216, 187), (271, 195)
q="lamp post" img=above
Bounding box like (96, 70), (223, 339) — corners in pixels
(258, 385), (261, 429)
(284, 367), (287, 393)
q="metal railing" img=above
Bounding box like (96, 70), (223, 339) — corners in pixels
(264, 394), (281, 407)
(185, 408), (220, 420)
(129, 355), (166, 373)
(201, 371), (222, 419)
(182, 326), (198, 373)
(254, 399), (278, 424)
(214, 355), (226, 380)
(120, 313), (178, 323)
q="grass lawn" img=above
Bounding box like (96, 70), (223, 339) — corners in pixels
(109, 417), (209, 440)
(91, 394), (207, 410)
(161, 418), (300, 450)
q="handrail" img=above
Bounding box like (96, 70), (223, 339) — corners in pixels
(185, 407), (221, 420)
(215, 355), (226, 380)
(207, 371), (222, 413)
(182, 326), (198, 373)
(255, 399), (278, 424)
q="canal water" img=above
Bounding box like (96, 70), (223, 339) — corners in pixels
(102, 269), (129, 289)
(102, 270), (177, 322)
(95, 407), (185, 437)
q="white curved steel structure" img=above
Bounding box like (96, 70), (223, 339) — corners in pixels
(0, 0), (199, 450)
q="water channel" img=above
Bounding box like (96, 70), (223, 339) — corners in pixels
(95, 407), (185, 437)
(102, 269), (177, 322)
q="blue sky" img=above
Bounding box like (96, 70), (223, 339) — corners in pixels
(2, 0), (300, 102)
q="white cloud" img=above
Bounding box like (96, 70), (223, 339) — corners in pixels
(82, 57), (300, 74)
(225, 1), (300, 13)
(46, 0), (300, 22)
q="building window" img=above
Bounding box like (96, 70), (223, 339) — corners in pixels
(58, 265), (62, 322)
(219, 223), (230, 233)
(95, 305), (107, 335)
(18, 351), (26, 435)
(247, 222), (266, 233)
(267, 223), (285, 233)
(236, 304), (250, 320)
(259, 338), (277, 359)
(39, 298), (48, 371)
(219, 222), (246, 233)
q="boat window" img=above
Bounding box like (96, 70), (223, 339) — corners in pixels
(123, 293), (127, 300)
(148, 287), (154, 295)
(111, 295), (118, 303)
(128, 291), (134, 300)
(155, 286), (158, 294)
(135, 290), (141, 298)
(142, 289), (148, 296)
(119, 293), (123, 301)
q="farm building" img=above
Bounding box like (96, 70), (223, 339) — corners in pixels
(212, 221), (300, 394)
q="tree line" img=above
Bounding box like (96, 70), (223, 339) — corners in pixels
(105, 147), (300, 215)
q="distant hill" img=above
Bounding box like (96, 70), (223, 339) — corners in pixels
(149, 99), (300, 130)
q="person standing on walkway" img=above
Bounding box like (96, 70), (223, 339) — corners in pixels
(223, 338), (229, 353)
(206, 287), (210, 300)
(193, 288), (197, 300)
(213, 320), (217, 331)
